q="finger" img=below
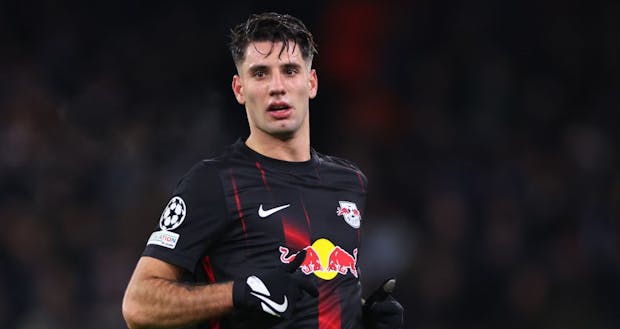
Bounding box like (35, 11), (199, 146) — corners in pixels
(285, 249), (307, 272)
(381, 278), (396, 294)
(293, 275), (319, 297)
(373, 296), (403, 314)
(365, 278), (397, 307)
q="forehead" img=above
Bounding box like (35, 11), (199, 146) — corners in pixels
(241, 41), (305, 67)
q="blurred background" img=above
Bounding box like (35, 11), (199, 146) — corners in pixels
(1, 0), (618, 328)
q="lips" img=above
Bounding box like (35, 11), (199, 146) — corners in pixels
(268, 102), (292, 119)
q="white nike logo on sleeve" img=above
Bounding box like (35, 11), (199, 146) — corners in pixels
(258, 204), (290, 218)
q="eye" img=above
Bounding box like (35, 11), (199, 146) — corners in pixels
(253, 70), (266, 78)
(284, 66), (299, 75)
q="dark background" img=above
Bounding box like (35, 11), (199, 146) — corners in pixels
(1, 0), (618, 328)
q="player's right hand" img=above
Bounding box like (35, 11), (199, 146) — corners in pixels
(232, 249), (318, 319)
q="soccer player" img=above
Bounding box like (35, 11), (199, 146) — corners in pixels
(122, 12), (403, 329)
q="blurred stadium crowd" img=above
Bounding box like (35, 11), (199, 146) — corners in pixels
(0, 1), (618, 328)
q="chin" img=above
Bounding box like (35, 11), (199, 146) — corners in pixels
(264, 125), (297, 139)
(270, 130), (296, 140)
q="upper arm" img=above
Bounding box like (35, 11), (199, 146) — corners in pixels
(142, 161), (230, 272)
(122, 256), (184, 328)
(123, 256), (234, 329)
(129, 256), (184, 282)
(124, 256), (185, 303)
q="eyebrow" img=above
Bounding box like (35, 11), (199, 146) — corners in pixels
(248, 65), (268, 75)
(248, 62), (303, 75)
(282, 62), (302, 71)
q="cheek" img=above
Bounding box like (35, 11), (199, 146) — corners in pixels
(245, 84), (265, 100)
(244, 91), (261, 106)
(292, 82), (311, 96)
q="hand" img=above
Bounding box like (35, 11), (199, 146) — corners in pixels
(233, 250), (318, 319)
(362, 278), (404, 329)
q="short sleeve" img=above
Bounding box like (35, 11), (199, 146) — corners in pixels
(142, 160), (229, 273)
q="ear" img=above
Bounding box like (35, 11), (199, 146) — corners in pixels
(309, 69), (318, 99)
(232, 75), (245, 104)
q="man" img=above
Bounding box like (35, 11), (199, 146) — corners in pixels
(122, 12), (403, 329)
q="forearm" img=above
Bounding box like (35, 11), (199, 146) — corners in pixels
(122, 257), (234, 329)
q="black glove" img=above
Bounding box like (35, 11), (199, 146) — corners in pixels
(362, 278), (404, 329)
(233, 250), (318, 319)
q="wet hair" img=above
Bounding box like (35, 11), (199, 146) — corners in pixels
(229, 12), (318, 66)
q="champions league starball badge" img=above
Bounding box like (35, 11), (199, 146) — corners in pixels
(159, 196), (187, 231)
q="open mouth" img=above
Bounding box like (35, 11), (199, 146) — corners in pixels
(268, 103), (291, 112)
(268, 102), (292, 119)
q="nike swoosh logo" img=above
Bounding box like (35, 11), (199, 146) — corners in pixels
(250, 291), (289, 314)
(258, 204), (290, 218)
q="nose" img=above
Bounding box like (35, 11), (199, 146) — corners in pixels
(269, 72), (286, 96)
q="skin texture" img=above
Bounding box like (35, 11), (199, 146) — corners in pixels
(122, 40), (318, 329)
(232, 41), (318, 162)
(122, 257), (233, 329)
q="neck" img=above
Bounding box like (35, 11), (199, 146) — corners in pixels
(245, 131), (311, 162)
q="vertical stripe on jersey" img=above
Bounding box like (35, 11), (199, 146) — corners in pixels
(282, 219), (310, 250)
(300, 199), (312, 233)
(356, 171), (366, 192)
(201, 256), (221, 329)
(255, 161), (271, 191)
(229, 170), (248, 241)
(318, 283), (341, 329)
(201, 256), (216, 284)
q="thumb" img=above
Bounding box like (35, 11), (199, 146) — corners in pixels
(365, 278), (397, 308)
(379, 278), (397, 296)
(284, 249), (307, 272)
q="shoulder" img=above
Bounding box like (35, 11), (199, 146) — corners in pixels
(178, 159), (220, 183)
(177, 144), (241, 182)
(314, 151), (367, 181)
(175, 152), (235, 193)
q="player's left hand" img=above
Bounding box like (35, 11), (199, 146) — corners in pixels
(362, 278), (404, 329)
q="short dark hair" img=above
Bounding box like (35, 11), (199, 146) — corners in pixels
(229, 12), (318, 66)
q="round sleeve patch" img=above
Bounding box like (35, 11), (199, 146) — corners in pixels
(159, 196), (187, 231)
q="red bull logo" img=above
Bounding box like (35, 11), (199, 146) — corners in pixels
(279, 238), (358, 280)
(280, 245), (324, 274)
(326, 246), (358, 277)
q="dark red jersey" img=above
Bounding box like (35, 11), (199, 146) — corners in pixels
(142, 139), (367, 329)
